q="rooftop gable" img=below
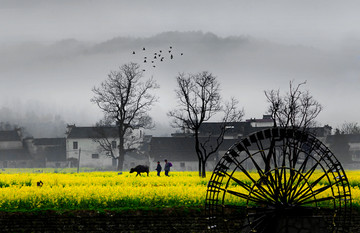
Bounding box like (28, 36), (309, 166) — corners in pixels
(67, 126), (119, 139)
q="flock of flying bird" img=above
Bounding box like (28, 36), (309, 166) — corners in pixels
(132, 46), (183, 71)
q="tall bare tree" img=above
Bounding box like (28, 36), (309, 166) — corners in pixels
(168, 71), (244, 177)
(338, 122), (360, 134)
(265, 81), (323, 129)
(91, 62), (158, 171)
(263, 80), (323, 174)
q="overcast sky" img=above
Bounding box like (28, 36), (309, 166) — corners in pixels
(1, 0), (360, 136)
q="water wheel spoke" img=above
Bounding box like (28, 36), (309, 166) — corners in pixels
(295, 184), (335, 206)
(298, 196), (335, 206)
(228, 174), (252, 192)
(236, 164), (275, 200)
(227, 189), (274, 206)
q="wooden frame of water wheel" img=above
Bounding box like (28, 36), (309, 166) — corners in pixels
(205, 127), (352, 232)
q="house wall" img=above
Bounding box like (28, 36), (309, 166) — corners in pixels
(0, 160), (32, 168)
(0, 141), (23, 150)
(66, 138), (119, 168)
(349, 142), (360, 162)
(123, 155), (149, 171)
(45, 161), (69, 168)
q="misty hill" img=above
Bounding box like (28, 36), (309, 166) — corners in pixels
(0, 31), (359, 137)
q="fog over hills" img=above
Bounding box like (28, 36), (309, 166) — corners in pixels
(1, 31), (359, 137)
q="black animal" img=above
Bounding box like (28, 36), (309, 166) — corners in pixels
(130, 165), (149, 176)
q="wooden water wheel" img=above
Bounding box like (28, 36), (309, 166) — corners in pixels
(206, 127), (352, 232)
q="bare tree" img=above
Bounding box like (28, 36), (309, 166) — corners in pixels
(265, 81), (323, 130)
(338, 122), (360, 134)
(263, 80), (323, 175)
(92, 120), (145, 164)
(91, 62), (158, 171)
(168, 72), (244, 177)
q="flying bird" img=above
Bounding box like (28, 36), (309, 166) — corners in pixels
(143, 47), (145, 50)
(132, 51), (135, 54)
(181, 53), (183, 56)
(171, 54), (173, 59)
(144, 60), (147, 63)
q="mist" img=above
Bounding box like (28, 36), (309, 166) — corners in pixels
(1, 1), (360, 137)
(1, 31), (359, 137)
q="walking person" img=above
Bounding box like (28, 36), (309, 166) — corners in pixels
(164, 159), (172, 176)
(155, 161), (162, 176)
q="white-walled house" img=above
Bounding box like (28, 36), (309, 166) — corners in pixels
(65, 125), (145, 169)
(66, 125), (120, 168)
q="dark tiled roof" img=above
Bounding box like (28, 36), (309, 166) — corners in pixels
(0, 130), (21, 142)
(34, 138), (66, 146)
(199, 122), (249, 136)
(150, 137), (238, 161)
(0, 149), (31, 160)
(198, 122), (274, 138)
(326, 134), (360, 143)
(67, 127), (119, 139)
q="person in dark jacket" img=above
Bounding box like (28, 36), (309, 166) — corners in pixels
(155, 161), (162, 176)
(164, 159), (172, 176)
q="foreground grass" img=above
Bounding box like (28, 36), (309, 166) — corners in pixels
(0, 169), (360, 212)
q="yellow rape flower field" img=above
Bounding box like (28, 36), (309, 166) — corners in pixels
(0, 168), (360, 212)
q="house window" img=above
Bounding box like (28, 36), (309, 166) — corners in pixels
(112, 141), (117, 149)
(180, 162), (185, 168)
(73, 141), (78, 150)
(92, 154), (99, 159)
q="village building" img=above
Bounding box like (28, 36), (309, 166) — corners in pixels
(326, 134), (360, 169)
(0, 117), (344, 171)
(0, 129), (32, 168)
(149, 137), (237, 171)
(150, 116), (274, 171)
(149, 116), (334, 172)
(65, 125), (145, 169)
(123, 135), (151, 170)
(32, 138), (67, 168)
(65, 125), (120, 168)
